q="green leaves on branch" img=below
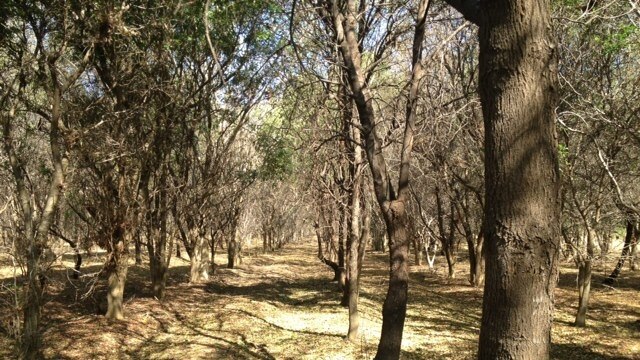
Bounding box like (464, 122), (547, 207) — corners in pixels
(594, 25), (638, 56)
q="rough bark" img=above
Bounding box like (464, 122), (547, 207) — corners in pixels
(377, 201), (410, 359)
(473, 1), (561, 358)
(105, 231), (129, 320)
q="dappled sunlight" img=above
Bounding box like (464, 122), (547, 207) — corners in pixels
(1, 240), (638, 359)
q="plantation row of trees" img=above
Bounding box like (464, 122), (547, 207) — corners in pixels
(0, 0), (638, 359)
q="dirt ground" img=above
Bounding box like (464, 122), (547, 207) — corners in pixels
(0, 240), (639, 359)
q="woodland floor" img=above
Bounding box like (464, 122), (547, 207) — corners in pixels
(1, 240), (639, 359)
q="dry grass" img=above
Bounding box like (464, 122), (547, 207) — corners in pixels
(0, 241), (638, 359)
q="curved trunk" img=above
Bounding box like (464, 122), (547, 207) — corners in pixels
(604, 221), (636, 285)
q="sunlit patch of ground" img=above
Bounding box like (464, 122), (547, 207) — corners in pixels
(1, 240), (639, 359)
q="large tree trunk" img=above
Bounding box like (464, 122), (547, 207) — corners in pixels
(604, 220), (636, 285)
(476, 1), (561, 359)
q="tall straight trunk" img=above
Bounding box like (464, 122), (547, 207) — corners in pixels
(346, 161), (363, 340)
(105, 230), (129, 320)
(604, 220), (636, 285)
(475, 1), (561, 358)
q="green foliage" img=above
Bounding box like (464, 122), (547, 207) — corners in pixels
(594, 24), (638, 56)
(255, 110), (296, 181)
(558, 143), (570, 168)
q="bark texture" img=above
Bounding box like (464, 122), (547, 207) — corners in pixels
(477, 1), (561, 359)
(105, 234), (129, 320)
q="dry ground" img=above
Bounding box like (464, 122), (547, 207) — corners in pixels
(1, 240), (639, 359)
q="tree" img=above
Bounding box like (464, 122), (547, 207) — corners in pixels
(0, 1), (91, 356)
(308, 0), (432, 356)
(446, 0), (561, 358)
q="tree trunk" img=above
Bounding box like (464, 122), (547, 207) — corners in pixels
(413, 236), (423, 266)
(346, 162), (363, 340)
(630, 235), (638, 271)
(375, 201), (410, 359)
(473, 230), (485, 288)
(574, 259), (591, 327)
(150, 260), (168, 300)
(262, 231), (267, 253)
(105, 233), (129, 320)
(189, 229), (209, 283)
(228, 239), (237, 269)
(149, 222), (169, 300)
(134, 232), (142, 265)
(21, 245), (43, 360)
(466, 236), (477, 284)
(476, 1), (561, 358)
(604, 220), (636, 285)
(436, 185), (456, 278)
